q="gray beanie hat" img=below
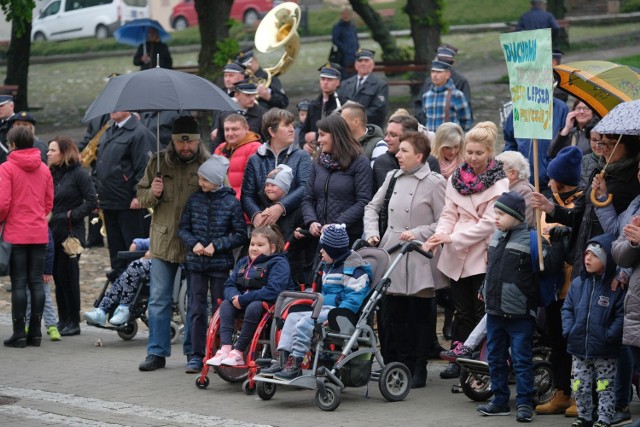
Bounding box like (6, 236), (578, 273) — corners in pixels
(265, 164), (294, 194)
(198, 155), (229, 186)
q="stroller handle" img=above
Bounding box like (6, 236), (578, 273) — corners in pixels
(274, 290), (324, 320)
(387, 240), (433, 259)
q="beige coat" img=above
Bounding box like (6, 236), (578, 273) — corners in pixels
(363, 163), (448, 297)
(137, 153), (203, 263)
(434, 176), (510, 281)
(510, 177), (536, 228)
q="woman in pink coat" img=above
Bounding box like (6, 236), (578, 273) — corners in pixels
(423, 121), (509, 378)
(0, 127), (54, 348)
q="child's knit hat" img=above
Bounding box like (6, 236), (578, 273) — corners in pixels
(586, 243), (607, 266)
(198, 155), (229, 186)
(495, 191), (526, 222)
(547, 146), (582, 186)
(265, 164), (294, 194)
(320, 223), (350, 260)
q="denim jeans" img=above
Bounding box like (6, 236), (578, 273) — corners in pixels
(486, 314), (535, 408)
(27, 282), (58, 328)
(615, 345), (633, 408)
(147, 258), (179, 358)
(189, 273), (225, 357)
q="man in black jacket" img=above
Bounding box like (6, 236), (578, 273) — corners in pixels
(237, 48), (289, 110)
(95, 111), (154, 275)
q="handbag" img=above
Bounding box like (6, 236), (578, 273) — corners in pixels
(378, 171), (399, 239)
(61, 214), (84, 258)
(328, 44), (342, 65)
(0, 222), (12, 276)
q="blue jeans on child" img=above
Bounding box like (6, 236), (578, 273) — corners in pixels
(486, 314), (535, 409)
(218, 299), (266, 352)
(277, 306), (333, 358)
(27, 283), (58, 328)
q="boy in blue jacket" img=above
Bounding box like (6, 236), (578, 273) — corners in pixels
(261, 223), (371, 380)
(562, 233), (625, 427)
(178, 155), (247, 373)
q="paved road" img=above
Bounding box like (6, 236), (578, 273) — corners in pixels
(1, 316), (637, 426)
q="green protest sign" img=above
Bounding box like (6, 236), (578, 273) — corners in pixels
(500, 29), (553, 139)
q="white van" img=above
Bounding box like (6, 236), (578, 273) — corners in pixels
(31, 0), (149, 42)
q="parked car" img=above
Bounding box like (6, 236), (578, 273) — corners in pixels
(169, 0), (294, 30)
(31, 0), (149, 42)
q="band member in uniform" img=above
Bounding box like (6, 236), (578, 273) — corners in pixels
(236, 48), (289, 110)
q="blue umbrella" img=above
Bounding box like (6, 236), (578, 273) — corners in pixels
(114, 19), (170, 55)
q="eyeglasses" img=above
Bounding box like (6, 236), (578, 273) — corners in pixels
(575, 107), (591, 112)
(596, 140), (618, 150)
(590, 138), (602, 144)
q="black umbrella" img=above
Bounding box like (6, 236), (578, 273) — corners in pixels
(83, 66), (238, 173)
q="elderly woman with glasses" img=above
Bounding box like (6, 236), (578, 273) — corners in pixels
(548, 100), (599, 158)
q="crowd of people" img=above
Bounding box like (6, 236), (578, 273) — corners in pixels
(1, 5), (639, 426)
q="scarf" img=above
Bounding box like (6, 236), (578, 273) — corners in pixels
(438, 154), (464, 180)
(451, 159), (506, 195)
(597, 154), (638, 176)
(318, 152), (341, 171)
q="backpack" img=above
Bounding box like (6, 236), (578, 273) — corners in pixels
(529, 230), (563, 307)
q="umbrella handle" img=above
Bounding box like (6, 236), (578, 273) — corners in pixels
(590, 170), (613, 207)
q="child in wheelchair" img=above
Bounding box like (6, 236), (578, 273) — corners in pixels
(260, 223), (372, 380)
(84, 238), (151, 326)
(208, 225), (295, 367)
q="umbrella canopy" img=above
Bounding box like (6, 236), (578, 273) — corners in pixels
(114, 18), (170, 47)
(83, 67), (238, 123)
(593, 99), (640, 136)
(553, 60), (640, 118)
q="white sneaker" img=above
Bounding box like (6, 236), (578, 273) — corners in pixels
(206, 345), (232, 366)
(220, 349), (245, 366)
(109, 305), (130, 325)
(83, 308), (107, 325)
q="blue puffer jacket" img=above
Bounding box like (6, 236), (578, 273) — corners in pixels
(223, 252), (295, 307)
(561, 233), (626, 359)
(301, 154), (372, 241)
(178, 186), (247, 274)
(321, 250), (372, 313)
(241, 142), (312, 221)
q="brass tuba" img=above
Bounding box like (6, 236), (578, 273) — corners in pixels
(253, 2), (301, 89)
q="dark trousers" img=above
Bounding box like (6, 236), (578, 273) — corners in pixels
(545, 298), (572, 395)
(52, 243), (81, 324)
(188, 272), (225, 357)
(450, 274), (486, 343)
(384, 294), (433, 374)
(10, 244), (46, 320)
(487, 314), (536, 408)
(103, 208), (148, 276)
(219, 299), (266, 352)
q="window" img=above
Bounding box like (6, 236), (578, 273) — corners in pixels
(42, 0), (61, 17)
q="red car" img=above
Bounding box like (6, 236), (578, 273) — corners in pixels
(170, 0), (295, 29)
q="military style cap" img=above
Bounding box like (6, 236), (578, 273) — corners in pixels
(355, 48), (375, 60)
(318, 63), (341, 79)
(9, 111), (36, 125)
(235, 80), (258, 95)
(236, 48), (255, 67)
(0, 95), (13, 106)
(431, 60), (452, 71)
(223, 61), (245, 74)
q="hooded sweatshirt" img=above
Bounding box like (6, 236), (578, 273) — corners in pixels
(0, 148), (53, 244)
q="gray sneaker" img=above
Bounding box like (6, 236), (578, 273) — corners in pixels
(477, 402), (510, 416)
(516, 405), (534, 423)
(611, 407), (631, 426)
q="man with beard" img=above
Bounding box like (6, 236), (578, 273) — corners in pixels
(136, 115), (210, 372)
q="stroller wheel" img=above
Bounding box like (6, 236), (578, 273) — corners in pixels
(315, 383), (341, 411)
(242, 379), (256, 395)
(378, 362), (411, 402)
(117, 320), (138, 341)
(257, 381), (277, 400)
(195, 376), (210, 389)
(459, 368), (493, 402)
(170, 321), (180, 345)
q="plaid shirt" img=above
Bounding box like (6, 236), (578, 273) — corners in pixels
(423, 79), (473, 132)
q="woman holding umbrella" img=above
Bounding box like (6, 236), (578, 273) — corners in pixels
(133, 27), (172, 70)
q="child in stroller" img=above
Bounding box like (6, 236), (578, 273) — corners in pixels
(207, 225), (295, 367)
(84, 238), (151, 326)
(260, 223), (371, 380)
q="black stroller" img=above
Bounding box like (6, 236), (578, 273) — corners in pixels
(253, 240), (432, 411)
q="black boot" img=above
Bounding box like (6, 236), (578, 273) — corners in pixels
(411, 362), (428, 388)
(27, 315), (42, 347)
(261, 351), (290, 376)
(4, 316), (27, 348)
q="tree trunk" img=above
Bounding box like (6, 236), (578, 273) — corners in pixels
(547, 0), (566, 18)
(406, 0), (442, 65)
(194, 0), (233, 82)
(4, 19), (31, 111)
(348, 0), (402, 62)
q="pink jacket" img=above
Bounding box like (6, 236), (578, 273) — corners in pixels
(0, 148), (54, 244)
(435, 176), (509, 280)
